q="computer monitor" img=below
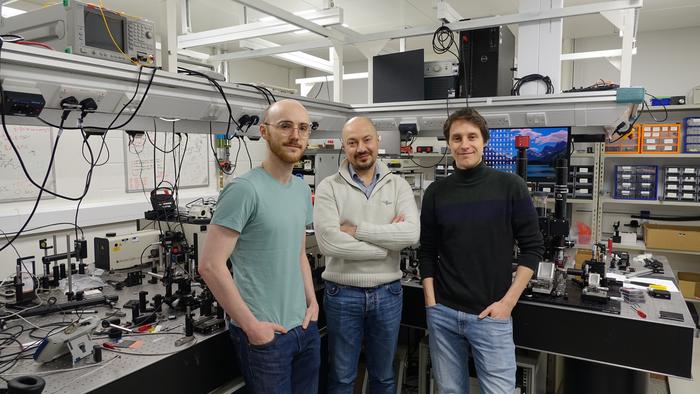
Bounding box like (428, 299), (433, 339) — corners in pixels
(484, 127), (570, 181)
(373, 49), (424, 103)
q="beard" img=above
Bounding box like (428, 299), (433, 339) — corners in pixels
(351, 153), (376, 171)
(268, 135), (305, 164)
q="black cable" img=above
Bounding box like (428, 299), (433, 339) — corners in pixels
(0, 228), (22, 258)
(6, 66), (151, 202)
(608, 102), (644, 143)
(431, 24), (463, 114)
(146, 120), (182, 153)
(236, 83), (272, 105)
(155, 128), (169, 188)
(242, 137), (253, 169)
(432, 25), (460, 61)
(89, 131), (111, 168)
(172, 133), (190, 249)
(644, 93), (668, 122)
(153, 125), (158, 190)
(408, 152), (449, 169)
(177, 66), (240, 138)
(258, 85), (277, 102)
(312, 82), (324, 99)
(28, 322), (71, 340)
(73, 68), (157, 242)
(0, 223), (84, 238)
(0, 122), (64, 252)
(0, 39), (85, 203)
(232, 136), (242, 170)
(37, 66), (157, 132)
(511, 74), (554, 96)
(128, 134), (150, 201)
(174, 134), (189, 193)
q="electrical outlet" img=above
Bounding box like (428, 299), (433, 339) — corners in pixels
(57, 85), (107, 108)
(201, 103), (225, 120)
(372, 117), (398, 130)
(526, 112), (547, 127)
(420, 116), (447, 130)
(483, 113), (511, 128)
(115, 91), (144, 114)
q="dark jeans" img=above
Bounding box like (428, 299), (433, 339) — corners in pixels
(229, 322), (321, 394)
(324, 280), (403, 394)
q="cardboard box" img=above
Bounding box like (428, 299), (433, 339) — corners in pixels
(678, 272), (700, 299)
(575, 249), (593, 269)
(644, 224), (700, 252)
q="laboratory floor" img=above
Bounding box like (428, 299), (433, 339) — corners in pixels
(667, 335), (700, 394)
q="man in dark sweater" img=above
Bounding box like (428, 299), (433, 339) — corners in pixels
(419, 108), (544, 393)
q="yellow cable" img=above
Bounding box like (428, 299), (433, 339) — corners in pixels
(96, 0), (141, 66)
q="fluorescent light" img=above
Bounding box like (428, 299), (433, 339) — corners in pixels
(261, 9), (319, 22)
(241, 38), (333, 73)
(295, 72), (368, 85)
(1, 6), (26, 18)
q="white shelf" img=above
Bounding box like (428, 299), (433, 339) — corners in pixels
(647, 104), (700, 112)
(571, 153), (596, 158)
(575, 240), (700, 256)
(405, 153), (448, 158)
(606, 154), (700, 159)
(601, 198), (700, 207)
(613, 240), (700, 256)
(568, 198), (593, 204)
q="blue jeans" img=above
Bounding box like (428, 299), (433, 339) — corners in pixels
(229, 322), (320, 394)
(324, 280), (403, 394)
(426, 303), (516, 394)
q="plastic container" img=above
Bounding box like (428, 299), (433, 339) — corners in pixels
(577, 222), (591, 245)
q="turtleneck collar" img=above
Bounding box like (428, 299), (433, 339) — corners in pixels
(453, 160), (487, 182)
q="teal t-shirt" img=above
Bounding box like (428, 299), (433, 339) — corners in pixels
(211, 167), (312, 330)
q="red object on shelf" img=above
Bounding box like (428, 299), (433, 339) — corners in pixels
(515, 135), (530, 149)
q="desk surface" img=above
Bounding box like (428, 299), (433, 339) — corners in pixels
(400, 255), (696, 378)
(0, 275), (237, 394)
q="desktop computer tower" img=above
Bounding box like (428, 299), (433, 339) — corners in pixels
(456, 26), (515, 98)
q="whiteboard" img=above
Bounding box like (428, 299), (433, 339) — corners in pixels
(123, 131), (209, 193)
(0, 125), (56, 202)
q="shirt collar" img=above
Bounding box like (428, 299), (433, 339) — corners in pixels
(348, 163), (381, 183)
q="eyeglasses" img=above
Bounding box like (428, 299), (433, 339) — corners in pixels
(263, 121), (311, 137)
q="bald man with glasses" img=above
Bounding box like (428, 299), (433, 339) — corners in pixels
(200, 99), (320, 394)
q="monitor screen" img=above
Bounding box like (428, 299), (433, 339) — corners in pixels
(372, 49), (424, 103)
(484, 127), (570, 181)
(84, 9), (125, 52)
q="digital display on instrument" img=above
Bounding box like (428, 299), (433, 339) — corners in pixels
(84, 8), (125, 52)
(484, 127), (570, 181)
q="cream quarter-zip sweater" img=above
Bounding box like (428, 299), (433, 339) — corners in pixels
(313, 159), (420, 287)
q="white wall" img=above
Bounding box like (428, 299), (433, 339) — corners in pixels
(302, 60), (369, 104)
(227, 59), (304, 91)
(570, 26), (700, 96)
(0, 125), (270, 279)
